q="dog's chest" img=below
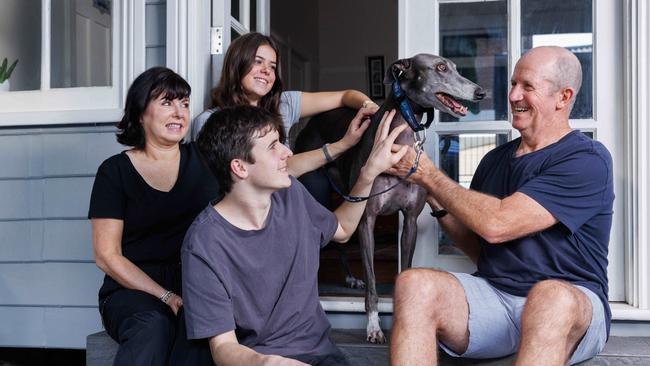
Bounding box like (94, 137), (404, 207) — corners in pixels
(366, 175), (426, 215)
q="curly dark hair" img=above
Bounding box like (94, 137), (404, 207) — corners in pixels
(209, 32), (283, 115)
(116, 67), (191, 148)
(197, 105), (283, 195)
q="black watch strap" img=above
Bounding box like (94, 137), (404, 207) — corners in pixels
(430, 209), (448, 218)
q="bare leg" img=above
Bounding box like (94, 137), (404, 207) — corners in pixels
(390, 269), (470, 366)
(515, 280), (592, 366)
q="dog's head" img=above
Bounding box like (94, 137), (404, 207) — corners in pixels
(384, 54), (485, 118)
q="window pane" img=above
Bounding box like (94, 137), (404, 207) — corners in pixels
(439, 1), (508, 122)
(521, 0), (592, 119)
(145, 0), (166, 68)
(51, 0), (112, 88)
(231, 0), (240, 20)
(0, 0), (41, 91)
(438, 133), (508, 255)
(250, 0), (257, 32)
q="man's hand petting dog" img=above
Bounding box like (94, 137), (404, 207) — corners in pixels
(386, 144), (436, 183)
(360, 109), (409, 181)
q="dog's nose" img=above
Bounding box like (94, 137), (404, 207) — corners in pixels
(474, 88), (486, 100)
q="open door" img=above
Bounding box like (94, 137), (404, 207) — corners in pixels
(210, 0), (270, 88)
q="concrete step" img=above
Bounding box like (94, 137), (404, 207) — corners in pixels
(87, 330), (650, 366)
(331, 329), (650, 366)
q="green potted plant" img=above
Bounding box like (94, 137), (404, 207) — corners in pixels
(0, 58), (19, 92)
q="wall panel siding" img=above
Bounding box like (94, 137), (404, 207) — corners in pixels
(0, 126), (122, 348)
(0, 263), (103, 306)
(42, 220), (94, 261)
(0, 0), (167, 349)
(0, 221), (43, 261)
(0, 307), (100, 349)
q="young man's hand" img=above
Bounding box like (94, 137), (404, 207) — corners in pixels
(361, 109), (408, 180)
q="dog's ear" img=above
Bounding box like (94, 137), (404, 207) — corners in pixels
(384, 58), (411, 84)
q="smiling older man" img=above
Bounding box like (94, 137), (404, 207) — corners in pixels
(387, 46), (614, 366)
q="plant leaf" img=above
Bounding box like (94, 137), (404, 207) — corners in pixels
(0, 58), (7, 81)
(6, 59), (18, 79)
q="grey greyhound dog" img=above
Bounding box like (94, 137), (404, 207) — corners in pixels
(294, 54), (485, 343)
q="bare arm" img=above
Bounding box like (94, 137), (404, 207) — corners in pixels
(91, 218), (183, 314)
(287, 107), (373, 177)
(299, 90), (377, 118)
(209, 332), (307, 366)
(332, 110), (409, 242)
(387, 148), (557, 244)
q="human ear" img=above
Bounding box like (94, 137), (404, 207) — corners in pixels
(557, 87), (575, 109)
(230, 159), (248, 179)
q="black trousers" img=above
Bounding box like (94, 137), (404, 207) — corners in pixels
(100, 286), (212, 365)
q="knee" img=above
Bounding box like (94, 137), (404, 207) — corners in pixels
(394, 269), (445, 307)
(120, 309), (175, 345)
(526, 280), (588, 323)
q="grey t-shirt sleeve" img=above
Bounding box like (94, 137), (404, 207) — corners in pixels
(182, 231), (236, 340)
(291, 177), (338, 247)
(191, 108), (219, 142)
(279, 91), (302, 134)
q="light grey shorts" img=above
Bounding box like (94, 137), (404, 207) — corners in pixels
(439, 272), (607, 365)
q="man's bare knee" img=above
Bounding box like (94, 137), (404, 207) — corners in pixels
(525, 280), (592, 333)
(394, 269), (456, 309)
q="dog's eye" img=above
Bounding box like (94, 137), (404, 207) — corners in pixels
(436, 63), (447, 72)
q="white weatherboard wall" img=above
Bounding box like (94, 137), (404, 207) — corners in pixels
(0, 126), (123, 349)
(0, 0), (166, 349)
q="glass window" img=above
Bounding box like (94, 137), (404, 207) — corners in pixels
(0, 0), (41, 91)
(439, 1), (508, 122)
(145, 0), (166, 69)
(521, 0), (593, 119)
(438, 133), (508, 254)
(51, 0), (112, 88)
(231, 0), (240, 20)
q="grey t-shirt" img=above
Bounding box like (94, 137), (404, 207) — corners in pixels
(181, 176), (338, 357)
(191, 90), (302, 141)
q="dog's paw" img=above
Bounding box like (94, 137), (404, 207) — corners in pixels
(345, 275), (366, 289)
(366, 329), (386, 344)
(366, 312), (386, 344)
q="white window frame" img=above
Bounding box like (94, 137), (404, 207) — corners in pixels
(0, 0), (146, 126)
(619, 0), (650, 320)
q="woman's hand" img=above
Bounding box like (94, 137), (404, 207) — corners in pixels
(165, 293), (184, 316)
(338, 107), (375, 150)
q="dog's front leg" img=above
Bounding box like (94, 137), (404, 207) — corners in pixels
(359, 212), (385, 344)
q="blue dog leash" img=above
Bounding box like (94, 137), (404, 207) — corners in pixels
(325, 143), (423, 203)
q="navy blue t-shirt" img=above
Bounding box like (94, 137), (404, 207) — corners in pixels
(471, 130), (614, 334)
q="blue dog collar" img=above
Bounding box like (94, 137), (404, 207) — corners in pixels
(391, 80), (434, 132)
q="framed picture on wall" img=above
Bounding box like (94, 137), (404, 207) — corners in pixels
(367, 55), (385, 100)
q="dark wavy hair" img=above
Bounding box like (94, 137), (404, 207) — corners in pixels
(209, 32), (284, 116)
(197, 105), (282, 195)
(116, 67), (191, 148)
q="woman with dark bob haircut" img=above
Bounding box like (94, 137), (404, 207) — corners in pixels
(88, 67), (215, 365)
